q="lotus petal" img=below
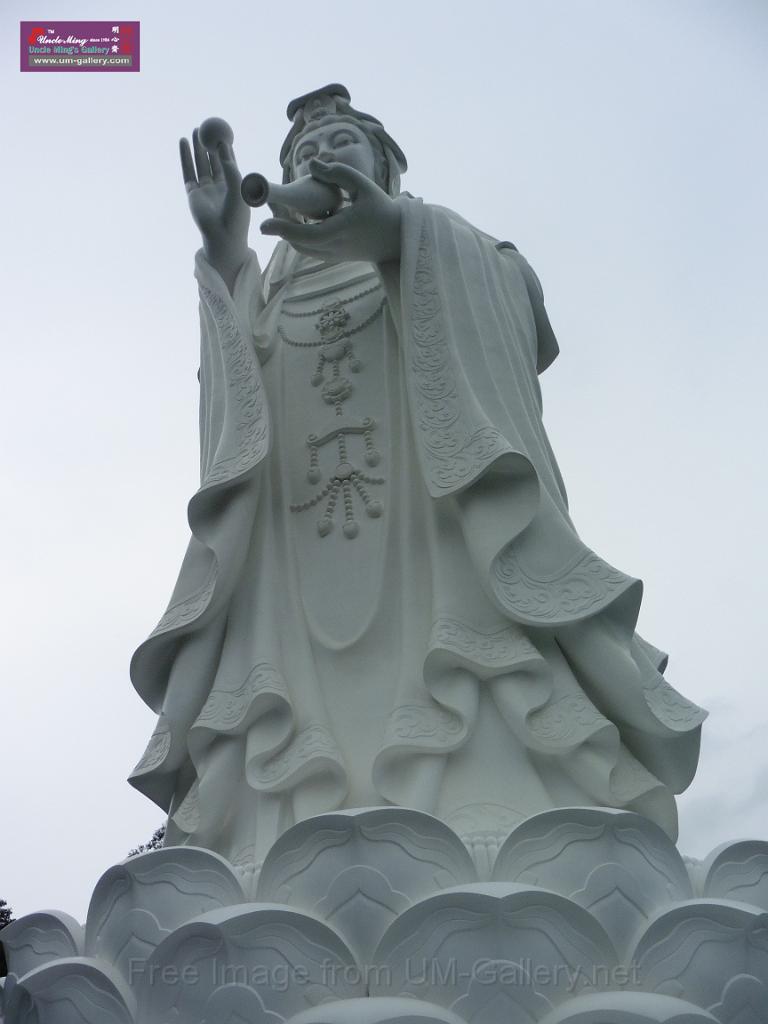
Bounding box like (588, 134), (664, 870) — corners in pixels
(492, 808), (692, 958)
(700, 841), (768, 911)
(630, 899), (768, 1010)
(709, 973), (768, 1024)
(135, 902), (363, 1023)
(539, 990), (717, 1021)
(285, 995), (468, 1022)
(85, 845), (245, 983)
(201, 981), (284, 1023)
(1, 911), (84, 983)
(372, 882), (618, 1019)
(257, 808), (477, 961)
(4, 956), (135, 1024)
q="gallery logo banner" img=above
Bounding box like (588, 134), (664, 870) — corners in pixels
(20, 21), (140, 72)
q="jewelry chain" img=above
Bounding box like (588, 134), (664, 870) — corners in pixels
(281, 281), (382, 318)
(278, 298), (386, 348)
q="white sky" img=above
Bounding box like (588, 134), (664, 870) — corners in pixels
(1, 0), (767, 922)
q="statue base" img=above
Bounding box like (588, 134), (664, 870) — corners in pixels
(2, 806), (767, 1023)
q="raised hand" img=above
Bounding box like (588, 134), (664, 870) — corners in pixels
(179, 121), (250, 290)
(260, 159), (401, 265)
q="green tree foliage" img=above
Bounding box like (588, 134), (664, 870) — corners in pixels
(0, 898), (14, 979)
(0, 819), (170, 979)
(128, 823), (166, 857)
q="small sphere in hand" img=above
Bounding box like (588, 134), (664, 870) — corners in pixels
(199, 117), (234, 150)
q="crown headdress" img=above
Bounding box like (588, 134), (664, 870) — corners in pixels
(279, 83), (407, 194)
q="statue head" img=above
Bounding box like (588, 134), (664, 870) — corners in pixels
(280, 84), (407, 197)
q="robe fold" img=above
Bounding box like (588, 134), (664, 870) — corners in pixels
(129, 195), (706, 882)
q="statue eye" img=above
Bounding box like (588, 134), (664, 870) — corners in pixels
(334, 134), (355, 147)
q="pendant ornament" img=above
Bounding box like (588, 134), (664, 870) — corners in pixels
(281, 282), (387, 539)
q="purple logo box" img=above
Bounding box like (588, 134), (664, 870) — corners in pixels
(21, 21), (140, 72)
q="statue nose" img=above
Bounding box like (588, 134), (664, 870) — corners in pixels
(318, 148), (335, 163)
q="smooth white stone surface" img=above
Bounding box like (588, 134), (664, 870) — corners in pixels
(129, 85), (707, 873)
(3, 808), (768, 1023)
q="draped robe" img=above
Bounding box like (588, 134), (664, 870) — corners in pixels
(129, 196), (706, 882)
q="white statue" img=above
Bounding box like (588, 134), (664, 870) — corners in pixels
(129, 85), (707, 875)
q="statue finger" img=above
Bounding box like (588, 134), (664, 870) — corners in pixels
(179, 138), (198, 191)
(259, 217), (307, 242)
(217, 140), (239, 167)
(218, 142), (242, 190)
(192, 127), (212, 183)
(209, 148), (224, 182)
(308, 158), (371, 199)
(262, 218), (333, 251)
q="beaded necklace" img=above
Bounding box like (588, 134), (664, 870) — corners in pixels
(282, 281), (387, 539)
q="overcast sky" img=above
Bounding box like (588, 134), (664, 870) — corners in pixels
(2, 0), (767, 922)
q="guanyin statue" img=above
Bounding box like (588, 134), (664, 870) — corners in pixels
(128, 83), (707, 878)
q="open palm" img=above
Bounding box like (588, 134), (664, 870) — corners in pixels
(179, 124), (249, 255)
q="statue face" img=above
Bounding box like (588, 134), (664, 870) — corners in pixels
(291, 121), (376, 183)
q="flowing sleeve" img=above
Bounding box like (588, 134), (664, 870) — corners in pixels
(393, 196), (643, 627)
(388, 198), (705, 824)
(495, 242), (559, 374)
(130, 250), (271, 713)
